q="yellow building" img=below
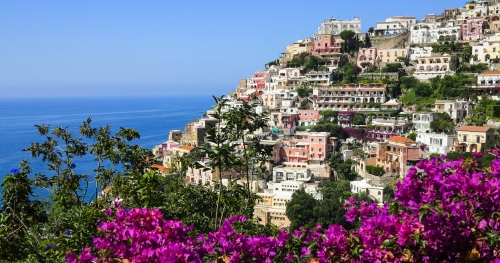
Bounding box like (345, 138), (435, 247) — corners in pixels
(454, 126), (495, 152)
(280, 38), (314, 63)
(466, 2), (475, 10)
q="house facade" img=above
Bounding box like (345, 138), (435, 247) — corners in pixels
(454, 126), (496, 152)
(314, 18), (361, 39)
(416, 133), (458, 155)
(311, 34), (341, 54)
(313, 84), (387, 111)
(413, 54), (459, 81)
(413, 112), (442, 133)
(375, 136), (420, 178)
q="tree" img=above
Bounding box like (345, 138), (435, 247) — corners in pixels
(430, 112), (455, 134)
(462, 45), (472, 62)
(399, 76), (418, 92)
(368, 27), (374, 34)
(311, 123), (343, 137)
(352, 114), (365, 125)
(414, 82), (433, 97)
(286, 189), (318, 230)
(296, 87), (313, 97)
(407, 132), (417, 141)
(339, 30), (356, 53)
(319, 110), (339, 123)
(313, 180), (353, 229)
(365, 165), (385, 176)
(329, 153), (344, 170)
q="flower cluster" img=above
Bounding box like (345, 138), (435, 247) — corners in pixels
(69, 153), (500, 262)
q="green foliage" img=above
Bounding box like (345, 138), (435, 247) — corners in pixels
(399, 76), (419, 91)
(296, 87), (313, 97)
(287, 54), (327, 72)
(352, 114), (365, 125)
(431, 42), (463, 54)
(407, 132), (417, 141)
(341, 62), (359, 83)
(319, 110), (339, 123)
(286, 189), (318, 231)
(383, 185), (395, 203)
(365, 165), (385, 176)
(337, 160), (357, 181)
(0, 161), (47, 261)
(430, 112), (456, 134)
(466, 96), (500, 126)
(313, 180), (355, 229)
(414, 82), (433, 97)
(309, 123), (343, 137)
(445, 152), (496, 168)
(339, 30), (356, 54)
(329, 153), (344, 170)
(381, 63), (402, 73)
(0, 99), (273, 261)
(462, 45), (472, 61)
(458, 63), (489, 73)
(360, 62), (372, 68)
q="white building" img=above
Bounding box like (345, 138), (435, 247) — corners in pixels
(374, 16), (416, 36)
(478, 71), (500, 86)
(410, 22), (460, 44)
(410, 23), (441, 44)
(470, 42), (500, 64)
(415, 133), (457, 155)
(314, 18), (361, 39)
(413, 54), (459, 81)
(433, 100), (469, 122)
(350, 179), (384, 204)
(409, 46), (433, 61)
(412, 112), (442, 133)
(272, 166), (313, 182)
(313, 84), (387, 112)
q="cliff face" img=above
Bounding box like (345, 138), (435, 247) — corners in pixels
(371, 32), (410, 49)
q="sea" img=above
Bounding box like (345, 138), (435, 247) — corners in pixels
(0, 96), (214, 200)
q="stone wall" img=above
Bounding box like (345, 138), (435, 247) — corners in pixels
(371, 32), (410, 49)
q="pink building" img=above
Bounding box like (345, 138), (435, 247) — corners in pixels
(311, 34), (341, 55)
(280, 113), (299, 135)
(461, 18), (487, 41)
(375, 136), (420, 177)
(357, 48), (377, 69)
(282, 132), (332, 164)
(297, 109), (320, 126)
(247, 72), (268, 90)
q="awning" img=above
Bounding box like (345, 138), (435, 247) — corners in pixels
(272, 128), (279, 132)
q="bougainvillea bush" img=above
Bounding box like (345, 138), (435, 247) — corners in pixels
(69, 151), (500, 262)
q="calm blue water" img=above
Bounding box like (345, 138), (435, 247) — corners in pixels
(0, 96), (214, 200)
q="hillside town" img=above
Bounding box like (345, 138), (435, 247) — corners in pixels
(152, 0), (500, 228)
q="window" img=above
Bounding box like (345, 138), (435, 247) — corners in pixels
(463, 135), (467, 142)
(310, 138), (314, 143)
(319, 139), (323, 143)
(378, 191), (381, 195)
(477, 136), (481, 143)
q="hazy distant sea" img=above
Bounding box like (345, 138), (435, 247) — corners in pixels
(0, 96), (214, 199)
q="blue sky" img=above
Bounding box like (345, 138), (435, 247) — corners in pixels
(0, 0), (464, 98)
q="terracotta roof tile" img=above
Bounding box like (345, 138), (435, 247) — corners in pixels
(457, 126), (492, 132)
(479, 71), (500, 75)
(181, 145), (195, 151)
(388, 136), (415, 144)
(151, 164), (165, 172)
